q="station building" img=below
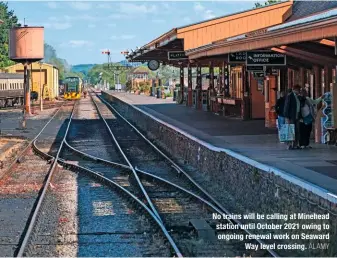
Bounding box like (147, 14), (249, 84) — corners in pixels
(125, 0), (337, 143)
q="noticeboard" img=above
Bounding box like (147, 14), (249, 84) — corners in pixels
(266, 68), (279, 76)
(246, 51), (286, 66)
(253, 71), (265, 79)
(246, 66), (265, 72)
(228, 52), (246, 63)
(168, 51), (188, 60)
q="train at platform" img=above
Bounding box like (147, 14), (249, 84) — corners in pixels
(0, 73), (24, 108)
(63, 76), (83, 100)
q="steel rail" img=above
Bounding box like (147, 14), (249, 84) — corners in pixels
(96, 92), (279, 258)
(62, 139), (236, 221)
(63, 139), (130, 169)
(89, 92), (163, 223)
(0, 105), (64, 181)
(32, 126), (183, 258)
(16, 102), (77, 257)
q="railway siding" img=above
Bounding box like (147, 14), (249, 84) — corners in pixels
(102, 91), (337, 257)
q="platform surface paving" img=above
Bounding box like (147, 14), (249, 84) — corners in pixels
(107, 91), (337, 196)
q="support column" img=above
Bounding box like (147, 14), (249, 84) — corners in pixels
(224, 64), (229, 97)
(219, 63), (223, 93)
(179, 65), (184, 104)
(242, 67), (250, 120)
(21, 63), (31, 129)
(287, 68), (292, 90)
(314, 66), (321, 99)
(196, 65), (202, 110)
(209, 61), (214, 111)
(188, 65), (192, 106)
(299, 67), (305, 87)
(24, 64), (31, 114)
(324, 65), (332, 93)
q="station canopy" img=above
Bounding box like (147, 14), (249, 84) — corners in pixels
(126, 0), (337, 68)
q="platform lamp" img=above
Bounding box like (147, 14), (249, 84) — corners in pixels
(9, 26), (44, 128)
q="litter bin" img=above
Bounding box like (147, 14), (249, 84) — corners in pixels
(156, 88), (160, 98)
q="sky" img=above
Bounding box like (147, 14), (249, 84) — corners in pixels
(7, 1), (261, 65)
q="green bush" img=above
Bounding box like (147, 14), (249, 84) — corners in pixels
(165, 92), (172, 97)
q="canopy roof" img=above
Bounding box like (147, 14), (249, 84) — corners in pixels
(126, 0), (293, 65)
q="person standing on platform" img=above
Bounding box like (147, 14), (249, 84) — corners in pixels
(275, 91), (286, 130)
(284, 85), (302, 149)
(298, 88), (323, 149)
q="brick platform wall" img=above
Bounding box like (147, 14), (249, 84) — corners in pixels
(102, 91), (337, 257)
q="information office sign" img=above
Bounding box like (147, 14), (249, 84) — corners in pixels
(246, 51), (286, 66)
(228, 52), (246, 63)
(168, 51), (188, 60)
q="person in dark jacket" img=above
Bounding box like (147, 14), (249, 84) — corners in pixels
(275, 91), (286, 129)
(284, 85), (302, 149)
(298, 88), (323, 148)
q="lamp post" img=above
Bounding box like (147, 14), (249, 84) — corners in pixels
(38, 62), (43, 111)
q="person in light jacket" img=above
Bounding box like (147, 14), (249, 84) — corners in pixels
(284, 85), (302, 149)
(298, 88), (323, 148)
(275, 91), (286, 129)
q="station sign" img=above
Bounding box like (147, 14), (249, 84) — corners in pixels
(253, 71), (265, 79)
(246, 51), (286, 66)
(168, 51), (188, 60)
(246, 65), (265, 72)
(228, 52), (246, 63)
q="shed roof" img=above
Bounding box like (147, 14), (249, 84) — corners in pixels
(0, 73), (24, 79)
(4, 62), (57, 70)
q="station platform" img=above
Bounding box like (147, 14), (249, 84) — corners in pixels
(106, 91), (337, 196)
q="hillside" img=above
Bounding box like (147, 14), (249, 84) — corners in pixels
(71, 64), (97, 75)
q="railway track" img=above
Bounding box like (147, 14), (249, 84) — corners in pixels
(0, 102), (66, 111)
(13, 90), (280, 256)
(18, 96), (178, 257)
(53, 90), (277, 257)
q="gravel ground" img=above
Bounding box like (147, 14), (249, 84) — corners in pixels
(0, 138), (28, 178)
(0, 108), (57, 139)
(0, 147), (53, 256)
(27, 166), (78, 257)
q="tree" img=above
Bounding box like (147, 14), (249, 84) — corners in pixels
(255, 0), (280, 8)
(43, 43), (71, 80)
(0, 2), (21, 68)
(87, 63), (132, 87)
